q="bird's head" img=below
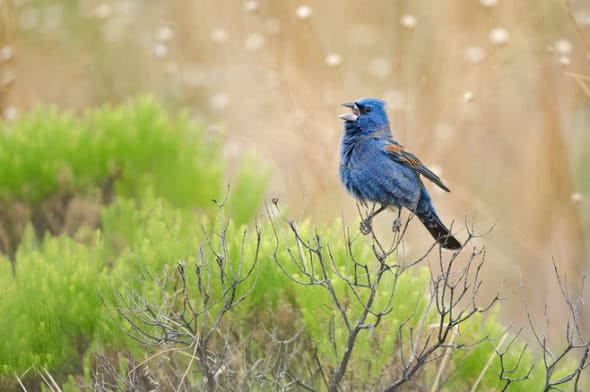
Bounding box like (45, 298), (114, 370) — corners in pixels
(339, 97), (390, 135)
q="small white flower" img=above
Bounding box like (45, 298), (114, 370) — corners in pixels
(155, 25), (174, 42)
(243, 0), (259, 14)
(400, 14), (417, 29)
(480, 0), (498, 7)
(559, 55), (571, 67)
(555, 39), (572, 55)
(489, 27), (509, 45)
(571, 192), (583, 203)
(210, 28), (228, 43)
(295, 5), (313, 20)
(325, 53), (342, 67)
(3, 106), (18, 121)
(152, 43), (168, 58)
(0, 46), (13, 62)
(211, 93), (229, 111)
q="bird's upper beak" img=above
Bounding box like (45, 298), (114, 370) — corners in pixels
(339, 102), (359, 122)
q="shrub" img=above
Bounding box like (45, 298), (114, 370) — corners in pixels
(0, 227), (106, 376)
(0, 97), (268, 256)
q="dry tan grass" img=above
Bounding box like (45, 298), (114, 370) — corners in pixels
(2, 0), (590, 336)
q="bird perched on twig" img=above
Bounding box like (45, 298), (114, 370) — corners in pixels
(338, 97), (461, 250)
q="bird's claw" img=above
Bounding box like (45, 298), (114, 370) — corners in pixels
(392, 217), (402, 232)
(360, 218), (372, 235)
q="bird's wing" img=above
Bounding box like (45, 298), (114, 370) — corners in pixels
(384, 140), (451, 192)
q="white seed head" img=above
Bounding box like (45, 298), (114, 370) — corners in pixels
(0, 46), (13, 62)
(3, 106), (18, 121)
(480, 0), (498, 7)
(243, 0), (259, 14)
(210, 28), (228, 44)
(325, 53), (342, 67)
(155, 25), (174, 42)
(489, 27), (509, 45)
(555, 39), (572, 55)
(295, 5), (313, 20)
(244, 33), (266, 51)
(464, 46), (486, 64)
(559, 55), (571, 67)
(368, 58), (392, 79)
(211, 93), (229, 111)
(152, 43), (168, 58)
(463, 91), (474, 102)
(400, 14), (417, 29)
(571, 192), (583, 203)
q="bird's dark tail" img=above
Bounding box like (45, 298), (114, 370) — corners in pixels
(415, 187), (461, 250)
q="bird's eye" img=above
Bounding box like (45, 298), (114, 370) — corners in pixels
(365, 107), (372, 113)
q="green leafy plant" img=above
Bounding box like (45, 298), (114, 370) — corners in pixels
(0, 97), (268, 257)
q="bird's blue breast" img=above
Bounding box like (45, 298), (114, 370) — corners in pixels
(339, 135), (421, 209)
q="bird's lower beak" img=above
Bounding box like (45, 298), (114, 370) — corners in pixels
(339, 102), (359, 122)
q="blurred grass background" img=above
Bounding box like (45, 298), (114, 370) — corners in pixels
(2, 0), (590, 334)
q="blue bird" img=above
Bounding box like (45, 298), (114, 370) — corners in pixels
(338, 97), (461, 250)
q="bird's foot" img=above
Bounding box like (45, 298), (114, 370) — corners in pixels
(392, 216), (402, 232)
(360, 218), (373, 235)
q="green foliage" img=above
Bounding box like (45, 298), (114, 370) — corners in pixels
(0, 97), (224, 207)
(0, 98), (268, 384)
(0, 227), (106, 375)
(445, 309), (544, 390)
(0, 194), (551, 390)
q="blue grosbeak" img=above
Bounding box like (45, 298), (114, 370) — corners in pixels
(338, 97), (461, 250)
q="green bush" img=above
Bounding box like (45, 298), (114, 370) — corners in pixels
(0, 96), (267, 237)
(0, 227), (106, 375)
(0, 194), (573, 390)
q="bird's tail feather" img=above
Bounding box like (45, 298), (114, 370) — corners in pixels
(416, 209), (461, 250)
(415, 186), (461, 250)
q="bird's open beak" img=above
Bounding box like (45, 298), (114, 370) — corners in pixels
(339, 102), (359, 122)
